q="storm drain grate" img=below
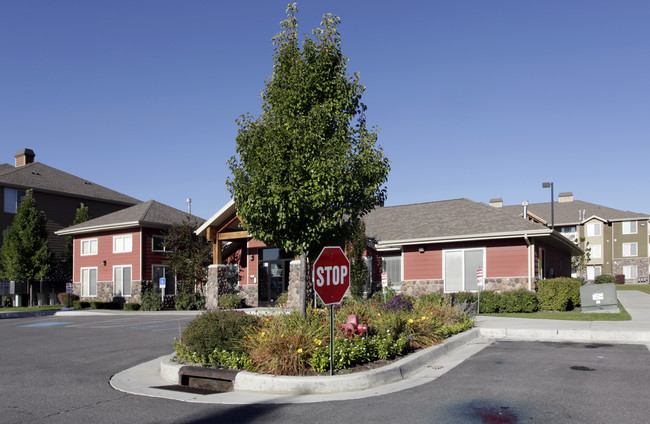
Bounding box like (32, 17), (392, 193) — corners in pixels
(152, 385), (219, 395)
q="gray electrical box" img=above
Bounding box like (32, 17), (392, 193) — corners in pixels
(580, 283), (619, 313)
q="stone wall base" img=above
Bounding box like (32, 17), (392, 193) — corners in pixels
(484, 277), (530, 292)
(400, 277), (531, 297)
(613, 258), (649, 283)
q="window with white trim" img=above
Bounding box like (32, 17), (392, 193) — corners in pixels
(113, 234), (132, 253)
(4, 188), (26, 213)
(382, 255), (402, 291)
(622, 242), (637, 257)
(81, 267), (97, 297)
(81, 239), (98, 256)
(623, 265), (638, 280)
(152, 234), (165, 252)
(622, 221), (637, 234)
(586, 265), (602, 281)
(113, 266), (132, 297)
(444, 248), (484, 292)
(590, 244), (602, 259)
(586, 222), (601, 237)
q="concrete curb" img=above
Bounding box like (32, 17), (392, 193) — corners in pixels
(478, 327), (650, 343)
(160, 328), (482, 394)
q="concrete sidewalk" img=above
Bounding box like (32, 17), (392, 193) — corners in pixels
(110, 289), (650, 404)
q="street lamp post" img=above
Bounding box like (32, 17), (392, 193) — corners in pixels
(542, 182), (554, 230)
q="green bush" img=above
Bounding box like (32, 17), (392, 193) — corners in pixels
(218, 293), (243, 309)
(370, 287), (398, 303)
(275, 291), (289, 305)
(73, 300), (90, 309)
(415, 293), (446, 307)
(595, 274), (616, 285)
(537, 278), (582, 311)
(500, 289), (538, 313)
(175, 291), (205, 310)
(4, 297), (13, 307)
(141, 290), (162, 311)
(478, 291), (502, 313)
(124, 302), (141, 311)
(181, 310), (260, 358)
(90, 301), (104, 309)
(450, 291), (478, 306)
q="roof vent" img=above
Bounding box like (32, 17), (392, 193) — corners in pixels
(14, 148), (35, 167)
(489, 198), (503, 208)
(558, 192), (573, 203)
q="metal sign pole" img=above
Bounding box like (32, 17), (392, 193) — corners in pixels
(330, 305), (334, 376)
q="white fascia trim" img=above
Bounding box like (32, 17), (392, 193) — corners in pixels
(55, 221), (141, 236)
(195, 199), (236, 236)
(374, 229), (551, 251)
(608, 216), (650, 223)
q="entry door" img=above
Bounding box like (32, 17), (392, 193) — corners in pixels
(258, 261), (289, 305)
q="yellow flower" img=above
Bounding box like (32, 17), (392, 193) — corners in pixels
(260, 331), (265, 337)
(421, 316), (428, 321)
(297, 348), (303, 354)
(377, 313), (381, 317)
(314, 338), (322, 346)
(408, 319), (414, 324)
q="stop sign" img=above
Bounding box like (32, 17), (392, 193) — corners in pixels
(313, 246), (350, 305)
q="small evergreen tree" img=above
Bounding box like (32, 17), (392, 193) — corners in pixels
(0, 190), (53, 306)
(63, 203), (93, 279)
(346, 220), (369, 299)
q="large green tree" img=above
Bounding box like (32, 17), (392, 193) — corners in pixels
(227, 4), (390, 315)
(163, 220), (212, 293)
(0, 190), (53, 306)
(63, 203), (93, 279)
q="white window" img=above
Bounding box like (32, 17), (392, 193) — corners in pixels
(622, 242), (638, 257)
(4, 188), (26, 213)
(587, 265), (602, 281)
(113, 266), (132, 297)
(113, 235), (132, 253)
(81, 267), (97, 297)
(152, 235), (165, 252)
(587, 222), (601, 237)
(623, 265), (638, 280)
(558, 226), (577, 241)
(444, 248), (484, 292)
(622, 221), (637, 235)
(382, 255), (402, 291)
(152, 265), (176, 296)
(80, 239), (98, 256)
(590, 244), (602, 259)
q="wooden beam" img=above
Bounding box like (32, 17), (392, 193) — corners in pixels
(206, 226), (217, 241)
(214, 240), (222, 264)
(218, 215), (242, 233)
(217, 230), (249, 241)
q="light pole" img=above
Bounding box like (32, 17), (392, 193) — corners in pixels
(542, 182), (554, 230)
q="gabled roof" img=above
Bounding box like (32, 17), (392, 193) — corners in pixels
(364, 198), (581, 254)
(195, 199), (236, 236)
(0, 162), (140, 205)
(55, 200), (204, 235)
(501, 200), (650, 226)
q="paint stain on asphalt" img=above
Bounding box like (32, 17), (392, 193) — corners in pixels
(471, 405), (517, 424)
(570, 365), (595, 371)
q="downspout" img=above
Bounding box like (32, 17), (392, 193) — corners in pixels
(524, 234), (532, 291)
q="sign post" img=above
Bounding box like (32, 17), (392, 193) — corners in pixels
(159, 277), (166, 304)
(313, 246), (350, 376)
(476, 269), (483, 314)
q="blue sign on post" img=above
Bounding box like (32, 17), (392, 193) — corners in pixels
(159, 278), (166, 288)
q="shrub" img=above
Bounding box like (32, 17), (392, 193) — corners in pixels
(57, 293), (78, 308)
(141, 290), (162, 311)
(381, 295), (413, 311)
(450, 291), (478, 306)
(175, 291), (205, 310)
(218, 293), (243, 309)
(4, 297), (13, 307)
(182, 310), (260, 358)
(415, 293), (446, 307)
(370, 287), (398, 303)
(73, 300), (90, 309)
(615, 274), (625, 285)
(537, 278), (582, 311)
(124, 302), (141, 311)
(595, 274), (616, 285)
(500, 289), (538, 313)
(90, 301), (103, 309)
(478, 290), (502, 313)
(275, 291), (289, 306)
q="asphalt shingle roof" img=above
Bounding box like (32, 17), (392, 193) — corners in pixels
(364, 198), (549, 243)
(56, 200), (204, 234)
(0, 162), (140, 205)
(501, 200), (650, 225)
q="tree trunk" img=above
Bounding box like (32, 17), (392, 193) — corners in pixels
(299, 250), (309, 317)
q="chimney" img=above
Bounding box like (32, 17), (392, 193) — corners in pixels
(558, 192), (573, 203)
(14, 148), (35, 167)
(522, 200), (529, 219)
(489, 198), (503, 208)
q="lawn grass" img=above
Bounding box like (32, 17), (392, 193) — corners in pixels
(0, 305), (64, 313)
(480, 301), (631, 321)
(617, 285), (650, 295)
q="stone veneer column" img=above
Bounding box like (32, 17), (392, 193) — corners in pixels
(286, 260), (301, 310)
(205, 265), (221, 310)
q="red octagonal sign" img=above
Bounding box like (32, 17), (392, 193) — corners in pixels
(313, 246), (350, 305)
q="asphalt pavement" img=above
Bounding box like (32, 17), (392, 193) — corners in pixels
(105, 288), (650, 405)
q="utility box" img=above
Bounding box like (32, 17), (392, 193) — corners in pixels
(580, 283), (619, 313)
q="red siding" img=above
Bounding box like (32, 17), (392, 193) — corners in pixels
(73, 228), (141, 283)
(486, 243), (528, 277)
(141, 228), (168, 280)
(403, 245), (442, 280)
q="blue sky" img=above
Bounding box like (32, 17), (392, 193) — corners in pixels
(2, 1), (649, 220)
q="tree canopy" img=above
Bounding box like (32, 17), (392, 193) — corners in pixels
(64, 203), (93, 278)
(227, 4), (390, 258)
(163, 220), (212, 289)
(0, 190), (53, 286)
